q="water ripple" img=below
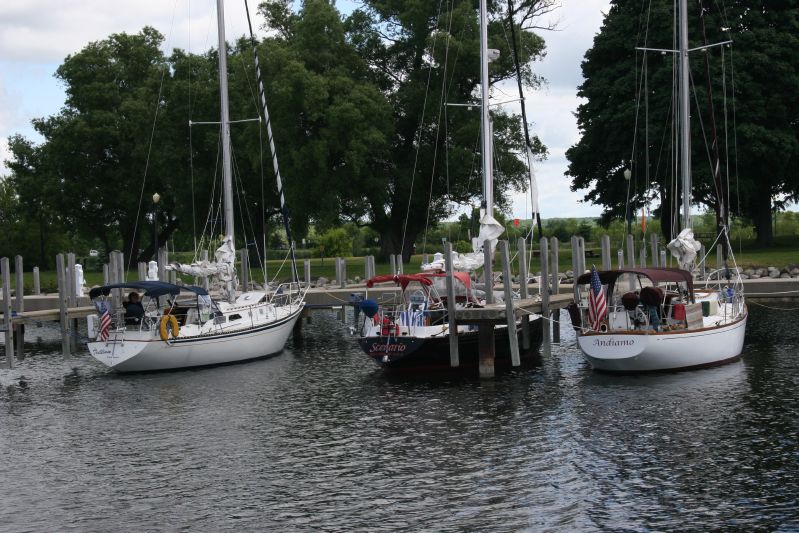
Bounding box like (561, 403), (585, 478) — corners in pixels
(0, 306), (797, 531)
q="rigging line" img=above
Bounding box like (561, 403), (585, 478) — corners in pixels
(230, 145), (268, 285)
(244, 0), (300, 285)
(671, 0), (679, 237)
(698, 0), (728, 251)
(195, 136), (223, 264)
(629, 0), (652, 176)
(721, 44), (731, 233)
(400, 0), (446, 261)
(190, 110), (197, 255)
(729, 47), (742, 256)
(188, 0), (197, 254)
(195, 132), (222, 262)
(128, 0), (180, 277)
(230, 148), (250, 264)
(235, 43), (270, 280)
(748, 301), (799, 311)
(422, 0), (456, 256)
(258, 119), (267, 286)
(633, 0), (654, 234)
(651, 90), (676, 208)
(687, 66), (724, 212)
(506, 0), (541, 235)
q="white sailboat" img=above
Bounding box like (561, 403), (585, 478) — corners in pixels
(355, 0), (540, 371)
(570, 0), (747, 372)
(85, 0), (306, 372)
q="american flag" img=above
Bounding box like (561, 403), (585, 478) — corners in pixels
(98, 308), (111, 342)
(588, 265), (607, 330)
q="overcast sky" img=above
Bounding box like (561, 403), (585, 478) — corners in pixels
(0, 0), (611, 219)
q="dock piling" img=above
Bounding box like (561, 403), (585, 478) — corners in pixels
(67, 253), (79, 352)
(66, 253), (76, 308)
(570, 236), (578, 276)
(478, 323), (495, 379)
(56, 254), (70, 356)
(483, 240), (493, 305)
(626, 234), (635, 268)
(444, 242), (459, 368)
(650, 234), (659, 267)
(33, 266), (41, 295)
(158, 248), (167, 282)
(389, 255), (396, 275)
(2, 258), (13, 368)
(305, 259), (312, 286)
(499, 241), (520, 366)
(518, 237), (531, 350)
(540, 237), (551, 348)
(14, 255), (24, 359)
(550, 238), (560, 344)
(601, 235), (611, 271)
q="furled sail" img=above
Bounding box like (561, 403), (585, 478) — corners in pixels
(166, 235), (237, 284)
(421, 213), (504, 272)
(667, 228), (702, 269)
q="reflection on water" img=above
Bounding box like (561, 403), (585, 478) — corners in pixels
(0, 306), (797, 531)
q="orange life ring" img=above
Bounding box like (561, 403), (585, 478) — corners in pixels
(159, 314), (179, 342)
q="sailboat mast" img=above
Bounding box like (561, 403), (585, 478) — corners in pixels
(479, 0), (493, 217)
(216, 0), (235, 250)
(679, 0), (692, 229)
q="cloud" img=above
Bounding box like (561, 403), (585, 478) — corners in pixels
(0, 0), (266, 176)
(0, 1), (267, 64)
(0, 77), (22, 178)
(0, 0), (612, 215)
(505, 0), (610, 220)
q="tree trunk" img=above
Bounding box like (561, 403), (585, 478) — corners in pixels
(752, 188), (774, 246)
(38, 213), (48, 269)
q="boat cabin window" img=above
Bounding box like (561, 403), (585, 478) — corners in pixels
(229, 314), (242, 321)
(199, 295), (213, 322)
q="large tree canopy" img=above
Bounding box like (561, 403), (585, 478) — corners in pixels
(261, 0), (550, 260)
(5, 0), (552, 266)
(566, 0), (799, 245)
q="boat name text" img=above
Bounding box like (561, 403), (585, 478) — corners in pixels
(592, 338), (636, 347)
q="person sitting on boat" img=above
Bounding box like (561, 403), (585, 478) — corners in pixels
(123, 292), (145, 324)
(639, 286), (664, 331)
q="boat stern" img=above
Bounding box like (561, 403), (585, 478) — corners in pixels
(577, 333), (648, 370)
(87, 333), (149, 370)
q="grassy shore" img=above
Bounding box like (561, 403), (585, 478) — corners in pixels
(12, 235), (798, 294)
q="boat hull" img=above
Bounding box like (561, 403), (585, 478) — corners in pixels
(577, 310), (747, 372)
(358, 318), (543, 372)
(87, 306), (303, 372)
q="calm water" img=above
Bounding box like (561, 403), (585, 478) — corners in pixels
(1, 306), (797, 532)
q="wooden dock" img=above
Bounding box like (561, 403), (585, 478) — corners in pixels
(2, 236), (799, 373)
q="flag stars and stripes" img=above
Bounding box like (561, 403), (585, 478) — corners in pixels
(588, 266), (608, 331)
(98, 309), (112, 342)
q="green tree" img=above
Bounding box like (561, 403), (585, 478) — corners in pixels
(317, 227), (354, 257)
(566, 0), (799, 245)
(8, 28), (175, 266)
(261, 0), (549, 261)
